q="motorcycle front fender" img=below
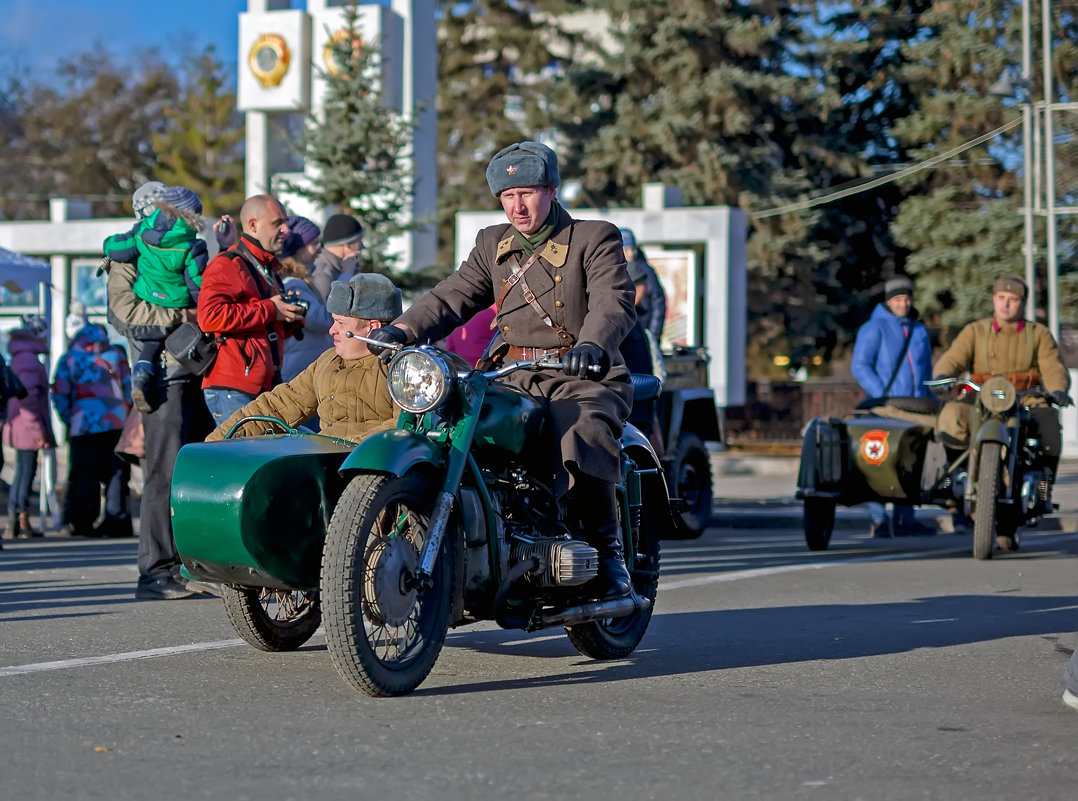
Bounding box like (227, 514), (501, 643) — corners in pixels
(974, 418), (1010, 447)
(339, 427), (445, 479)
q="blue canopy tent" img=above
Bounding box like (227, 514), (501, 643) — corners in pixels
(0, 246), (50, 295)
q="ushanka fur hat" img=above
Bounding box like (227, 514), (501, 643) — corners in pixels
(326, 272), (402, 321)
(486, 141), (561, 196)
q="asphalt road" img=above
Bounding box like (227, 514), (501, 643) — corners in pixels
(2, 518), (1077, 800)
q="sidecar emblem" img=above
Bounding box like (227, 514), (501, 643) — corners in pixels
(860, 429), (889, 466)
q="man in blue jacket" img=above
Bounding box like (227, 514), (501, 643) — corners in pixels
(851, 275), (935, 537)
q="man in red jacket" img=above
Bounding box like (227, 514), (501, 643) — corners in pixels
(197, 194), (307, 425)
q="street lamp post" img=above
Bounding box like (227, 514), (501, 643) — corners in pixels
(1041, 0), (1060, 339)
(1021, 0), (1036, 316)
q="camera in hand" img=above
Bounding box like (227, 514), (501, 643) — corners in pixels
(281, 289), (310, 314)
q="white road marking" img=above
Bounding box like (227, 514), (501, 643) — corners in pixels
(3, 532), (1077, 678)
(0, 639), (245, 677)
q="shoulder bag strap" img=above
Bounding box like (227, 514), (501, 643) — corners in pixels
(881, 322), (914, 397)
(229, 242), (284, 377)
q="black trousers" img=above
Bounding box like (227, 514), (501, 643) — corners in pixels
(137, 379), (213, 581)
(64, 430), (129, 533)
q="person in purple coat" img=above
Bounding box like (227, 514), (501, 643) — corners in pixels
(3, 315), (55, 538)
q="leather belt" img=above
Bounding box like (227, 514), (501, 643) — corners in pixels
(505, 345), (571, 362)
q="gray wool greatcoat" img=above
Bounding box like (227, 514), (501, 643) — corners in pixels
(397, 208), (637, 498)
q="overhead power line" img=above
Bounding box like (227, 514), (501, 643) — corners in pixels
(751, 116), (1023, 220)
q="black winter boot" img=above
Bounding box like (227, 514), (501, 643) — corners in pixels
(570, 477), (632, 599)
(8, 512), (20, 539)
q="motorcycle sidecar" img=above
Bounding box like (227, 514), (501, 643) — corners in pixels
(171, 426), (356, 652)
(795, 400), (949, 551)
(172, 430), (356, 590)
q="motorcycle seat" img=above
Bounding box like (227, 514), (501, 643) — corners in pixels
(856, 395), (943, 415)
(630, 373), (662, 404)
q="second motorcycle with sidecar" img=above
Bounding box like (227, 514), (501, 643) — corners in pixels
(171, 342), (672, 697)
(796, 376), (1065, 559)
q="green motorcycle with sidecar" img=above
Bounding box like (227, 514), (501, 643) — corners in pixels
(795, 376), (1064, 559)
(172, 341), (671, 696)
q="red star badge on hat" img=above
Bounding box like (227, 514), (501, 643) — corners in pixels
(506, 165), (516, 175)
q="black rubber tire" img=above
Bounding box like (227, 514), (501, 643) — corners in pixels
(321, 472), (454, 697)
(804, 497), (836, 551)
(973, 443), (1002, 560)
(666, 433), (712, 539)
(996, 505), (1021, 552)
(220, 586), (321, 652)
(566, 482), (662, 660)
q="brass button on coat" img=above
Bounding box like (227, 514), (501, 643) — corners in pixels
(555, 300), (564, 308)
(502, 325), (511, 333)
(554, 275), (562, 283)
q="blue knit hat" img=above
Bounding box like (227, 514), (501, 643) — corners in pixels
(160, 185), (203, 215)
(486, 142), (561, 196)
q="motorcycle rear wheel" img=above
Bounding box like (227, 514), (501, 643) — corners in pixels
(666, 433), (712, 539)
(321, 473), (454, 697)
(973, 443), (1003, 560)
(220, 586), (321, 652)
(566, 484), (662, 660)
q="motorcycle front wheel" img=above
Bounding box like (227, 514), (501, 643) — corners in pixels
(221, 586), (321, 652)
(566, 484), (662, 660)
(973, 443), (1003, 560)
(321, 473), (454, 697)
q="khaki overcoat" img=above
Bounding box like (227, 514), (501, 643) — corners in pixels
(397, 208), (637, 496)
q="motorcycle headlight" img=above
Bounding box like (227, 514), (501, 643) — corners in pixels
(387, 346), (453, 413)
(980, 375), (1017, 414)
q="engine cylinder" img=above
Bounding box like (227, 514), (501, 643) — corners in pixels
(510, 535), (599, 587)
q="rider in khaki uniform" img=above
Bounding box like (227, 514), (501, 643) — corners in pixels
(933, 274), (1070, 473)
(366, 141), (637, 600)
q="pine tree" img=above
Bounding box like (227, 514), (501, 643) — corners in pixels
(280, 1), (416, 274)
(435, 0), (606, 265)
(884, 0), (1019, 333)
(151, 47), (245, 218)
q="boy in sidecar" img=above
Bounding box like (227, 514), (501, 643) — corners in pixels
(203, 273), (403, 444)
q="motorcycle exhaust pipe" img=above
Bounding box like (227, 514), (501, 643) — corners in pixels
(528, 593), (651, 631)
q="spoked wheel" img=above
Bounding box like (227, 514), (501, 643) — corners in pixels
(804, 497), (836, 551)
(667, 434), (712, 539)
(566, 482), (662, 660)
(220, 586), (321, 652)
(973, 443), (1003, 560)
(321, 473), (454, 697)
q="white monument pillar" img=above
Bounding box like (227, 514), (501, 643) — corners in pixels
(238, 0), (437, 270)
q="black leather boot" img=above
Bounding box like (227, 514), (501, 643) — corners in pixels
(570, 477), (632, 599)
(592, 521), (632, 599)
